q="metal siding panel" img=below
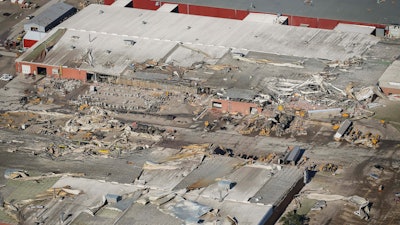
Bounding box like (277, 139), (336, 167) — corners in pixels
(23, 39), (38, 48)
(290, 16), (318, 28)
(318, 18), (339, 29)
(103, 0), (115, 5)
(188, 5), (243, 19)
(236, 9), (249, 20)
(133, 0), (160, 10)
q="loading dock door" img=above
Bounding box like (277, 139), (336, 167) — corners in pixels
(21, 65), (31, 74)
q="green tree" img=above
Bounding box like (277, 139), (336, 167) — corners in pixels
(280, 211), (306, 225)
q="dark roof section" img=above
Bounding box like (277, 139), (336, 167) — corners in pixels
(29, 2), (76, 27)
(224, 88), (257, 101)
(170, 0), (400, 25)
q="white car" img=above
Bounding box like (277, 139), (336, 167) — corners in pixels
(0, 74), (13, 81)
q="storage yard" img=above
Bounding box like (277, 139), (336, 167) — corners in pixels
(1, 1), (400, 225)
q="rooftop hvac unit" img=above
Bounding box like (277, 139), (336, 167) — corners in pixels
(124, 40), (136, 46)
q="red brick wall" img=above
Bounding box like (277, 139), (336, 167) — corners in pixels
(380, 87), (400, 95)
(212, 99), (262, 115)
(61, 67), (87, 81)
(15, 62), (87, 81)
(16, 63), (52, 75)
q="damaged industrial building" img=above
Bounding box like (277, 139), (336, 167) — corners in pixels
(1, 0), (400, 224)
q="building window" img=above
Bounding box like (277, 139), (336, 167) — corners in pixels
(212, 102), (222, 108)
(250, 107), (258, 114)
(52, 68), (59, 75)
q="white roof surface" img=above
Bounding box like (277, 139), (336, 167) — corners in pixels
(23, 30), (48, 41)
(157, 3), (179, 12)
(185, 195), (274, 225)
(110, 0), (132, 7)
(378, 60), (400, 88)
(334, 23), (376, 35)
(19, 4), (379, 76)
(243, 12), (288, 24)
(222, 165), (273, 202)
(59, 4), (378, 59)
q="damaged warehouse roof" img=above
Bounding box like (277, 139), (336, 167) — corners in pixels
(13, 151), (303, 224)
(17, 4), (379, 76)
(149, 0), (400, 25)
(378, 60), (400, 95)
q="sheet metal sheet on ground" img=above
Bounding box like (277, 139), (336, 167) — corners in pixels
(217, 165), (273, 202)
(249, 166), (303, 206)
(33, 177), (140, 224)
(136, 154), (204, 190)
(173, 156), (244, 191)
(184, 195), (274, 225)
(116, 202), (182, 225)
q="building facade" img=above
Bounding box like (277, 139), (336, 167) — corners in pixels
(126, 0), (398, 30)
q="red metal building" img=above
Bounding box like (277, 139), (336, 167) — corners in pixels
(131, 0), (395, 30)
(22, 31), (48, 49)
(103, 0), (115, 5)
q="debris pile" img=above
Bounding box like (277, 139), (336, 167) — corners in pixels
(72, 83), (198, 114)
(318, 163), (338, 173)
(264, 74), (346, 107)
(64, 106), (123, 133)
(334, 119), (381, 148)
(326, 56), (364, 72)
(348, 195), (370, 220)
(238, 112), (295, 137)
(0, 107), (169, 159)
(36, 78), (83, 98)
(4, 169), (28, 179)
(311, 200), (327, 211)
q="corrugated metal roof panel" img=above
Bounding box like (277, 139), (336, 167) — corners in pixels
(249, 166), (303, 206)
(285, 146), (302, 162)
(172, 156), (243, 191)
(28, 2), (75, 28)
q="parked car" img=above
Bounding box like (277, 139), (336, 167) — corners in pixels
(0, 74), (13, 81)
(26, 15), (34, 20)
